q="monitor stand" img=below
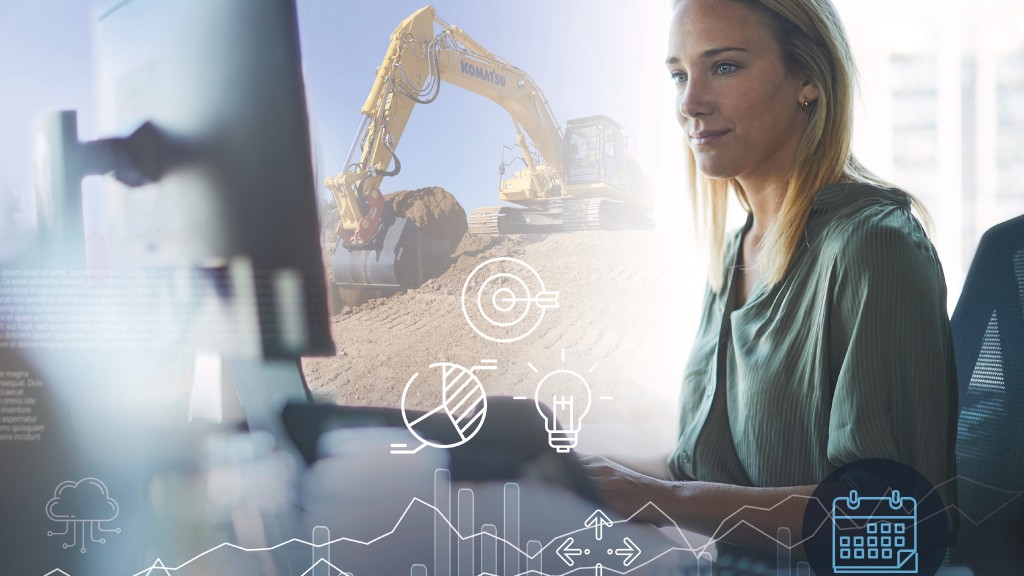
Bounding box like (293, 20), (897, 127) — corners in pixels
(34, 110), (162, 266)
(189, 352), (312, 444)
(37, 109), (321, 450)
(228, 357), (313, 440)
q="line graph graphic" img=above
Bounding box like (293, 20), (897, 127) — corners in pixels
(41, 471), (1021, 576)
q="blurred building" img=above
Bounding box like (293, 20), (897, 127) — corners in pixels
(838, 0), (1024, 306)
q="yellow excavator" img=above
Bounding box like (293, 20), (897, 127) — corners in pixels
(326, 6), (652, 291)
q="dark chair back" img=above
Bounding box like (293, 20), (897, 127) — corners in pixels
(949, 214), (1024, 574)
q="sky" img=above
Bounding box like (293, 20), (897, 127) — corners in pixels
(0, 0), (681, 239)
(0, 0), (969, 225)
(0, 0), (1006, 306)
(294, 0), (676, 212)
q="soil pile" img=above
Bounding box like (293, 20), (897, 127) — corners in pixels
(302, 228), (700, 454)
(323, 186), (469, 310)
(386, 186), (468, 244)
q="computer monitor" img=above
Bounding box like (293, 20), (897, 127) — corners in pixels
(12, 3), (328, 573)
(30, 0), (335, 443)
(85, 0), (333, 359)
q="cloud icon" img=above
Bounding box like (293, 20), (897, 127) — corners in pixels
(46, 478), (119, 522)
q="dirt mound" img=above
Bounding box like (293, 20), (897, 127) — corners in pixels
(320, 187), (469, 311)
(386, 186), (468, 244)
(411, 234), (528, 297)
(302, 229), (700, 456)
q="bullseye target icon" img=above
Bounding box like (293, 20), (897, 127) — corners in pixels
(461, 257), (559, 343)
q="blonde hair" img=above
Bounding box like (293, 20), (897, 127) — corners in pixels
(682, 0), (929, 291)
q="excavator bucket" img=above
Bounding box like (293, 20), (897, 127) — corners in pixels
(331, 217), (453, 290)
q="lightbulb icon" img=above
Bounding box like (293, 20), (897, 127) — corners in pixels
(535, 369), (592, 453)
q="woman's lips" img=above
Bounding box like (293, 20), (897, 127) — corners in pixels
(689, 130), (730, 146)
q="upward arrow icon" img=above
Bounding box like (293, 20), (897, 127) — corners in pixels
(584, 509), (614, 540)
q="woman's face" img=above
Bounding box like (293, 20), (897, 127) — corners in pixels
(667, 0), (819, 186)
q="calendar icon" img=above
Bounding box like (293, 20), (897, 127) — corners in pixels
(832, 489), (918, 573)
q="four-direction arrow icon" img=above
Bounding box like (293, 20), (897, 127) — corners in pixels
(614, 537), (642, 567)
(556, 537), (584, 566)
(559, 511), (642, 570)
(585, 509), (614, 540)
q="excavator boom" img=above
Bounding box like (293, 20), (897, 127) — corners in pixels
(325, 6), (652, 296)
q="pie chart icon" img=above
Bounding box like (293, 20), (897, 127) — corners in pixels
(391, 361), (495, 454)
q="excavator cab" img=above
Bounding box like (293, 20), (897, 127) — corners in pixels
(564, 115), (627, 188)
(560, 116), (652, 232)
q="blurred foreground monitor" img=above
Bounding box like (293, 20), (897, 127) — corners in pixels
(34, 0), (334, 361)
(6, 3), (336, 571)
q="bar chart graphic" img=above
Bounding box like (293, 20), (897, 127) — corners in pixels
(38, 469), (1002, 576)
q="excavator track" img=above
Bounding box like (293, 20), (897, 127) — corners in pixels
(563, 198), (654, 232)
(562, 198), (605, 232)
(471, 200), (652, 235)
(468, 206), (506, 235)
(563, 198), (630, 232)
(468, 205), (563, 235)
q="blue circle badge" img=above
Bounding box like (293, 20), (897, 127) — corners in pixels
(802, 458), (950, 576)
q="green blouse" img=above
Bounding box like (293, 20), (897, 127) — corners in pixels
(668, 182), (958, 510)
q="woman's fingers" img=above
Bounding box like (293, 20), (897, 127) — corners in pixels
(579, 456), (665, 523)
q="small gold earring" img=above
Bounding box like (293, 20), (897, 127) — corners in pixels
(800, 99), (811, 111)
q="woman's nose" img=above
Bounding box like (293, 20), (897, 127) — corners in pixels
(678, 81), (713, 120)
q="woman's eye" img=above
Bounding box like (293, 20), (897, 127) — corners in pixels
(671, 71), (687, 84)
(715, 63), (739, 74)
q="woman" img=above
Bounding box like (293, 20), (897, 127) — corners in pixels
(583, 0), (958, 560)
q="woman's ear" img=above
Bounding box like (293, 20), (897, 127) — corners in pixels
(800, 81), (820, 105)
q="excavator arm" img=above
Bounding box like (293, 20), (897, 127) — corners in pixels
(325, 6), (566, 247)
(324, 6), (651, 294)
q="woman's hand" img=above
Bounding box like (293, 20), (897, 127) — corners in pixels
(582, 455), (820, 555)
(580, 455), (674, 525)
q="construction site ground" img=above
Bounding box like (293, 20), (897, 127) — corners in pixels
(302, 227), (702, 457)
